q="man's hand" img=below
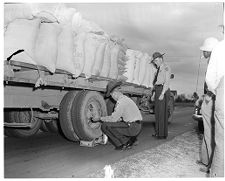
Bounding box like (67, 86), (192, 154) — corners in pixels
(91, 117), (102, 123)
(158, 93), (164, 100)
(151, 91), (155, 101)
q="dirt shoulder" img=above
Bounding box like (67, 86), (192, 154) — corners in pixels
(88, 131), (207, 178)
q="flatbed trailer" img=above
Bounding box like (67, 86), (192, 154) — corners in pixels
(4, 59), (174, 141)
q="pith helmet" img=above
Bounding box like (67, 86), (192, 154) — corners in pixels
(200, 37), (219, 52)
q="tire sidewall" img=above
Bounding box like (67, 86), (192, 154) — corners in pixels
(5, 110), (41, 138)
(73, 91), (107, 140)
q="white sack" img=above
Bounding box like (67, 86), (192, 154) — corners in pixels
(118, 50), (126, 61)
(82, 33), (100, 78)
(30, 3), (65, 17)
(142, 62), (153, 87)
(56, 23), (76, 75)
(123, 49), (136, 83)
(73, 32), (86, 77)
(118, 58), (126, 66)
(72, 12), (82, 31)
(100, 43), (111, 78)
(92, 40), (107, 76)
(117, 75), (128, 81)
(132, 52), (143, 85)
(4, 19), (40, 65)
(4, 3), (33, 26)
(56, 7), (76, 25)
(139, 53), (149, 85)
(31, 3), (70, 23)
(148, 63), (157, 88)
(109, 44), (120, 79)
(33, 11), (58, 23)
(72, 12), (104, 34)
(142, 63), (157, 88)
(34, 23), (61, 73)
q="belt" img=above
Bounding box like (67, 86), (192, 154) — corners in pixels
(155, 84), (163, 86)
(127, 120), (141, 126)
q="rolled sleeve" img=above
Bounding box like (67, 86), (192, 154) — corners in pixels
(205, 40), (225, 94)
(162, 65), (171, 95)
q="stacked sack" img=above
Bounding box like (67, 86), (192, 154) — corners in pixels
(123, 49), (157, 88)
(132, 51), (143, 85)
(111, 36), (128, 81)
(4, 3), (154, 86)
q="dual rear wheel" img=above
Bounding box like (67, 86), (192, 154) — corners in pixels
(59, 90), (107, 141)
(4, 110), (42, 138)
(4, 90), (174, 140)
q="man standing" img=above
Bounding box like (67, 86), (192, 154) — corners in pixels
(205, 40), (224, 177)
(151, 52), (171, 139)
(196, 37), (219, 168)
(93, 81), (143, 150)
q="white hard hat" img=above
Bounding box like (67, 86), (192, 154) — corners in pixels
(200, 37), (219, 52)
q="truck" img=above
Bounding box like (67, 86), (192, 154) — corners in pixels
(4, 52), (175, 142)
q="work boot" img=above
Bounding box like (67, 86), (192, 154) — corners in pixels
(123, 137), (137, 149)
(152, 133), (158, 137)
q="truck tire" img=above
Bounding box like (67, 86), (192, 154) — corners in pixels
(168, 94), (175, 123)
(4, 110), (42, 138)
(59, 91), (80, 141)
(40, 120), (58, 133)
(71, 91), (107, 141)
(45, 120), (58, 133)
(40, 121), (48, 132)
(4, 112), (12, 137)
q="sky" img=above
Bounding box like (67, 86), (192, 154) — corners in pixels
(68, 2), (224, 95)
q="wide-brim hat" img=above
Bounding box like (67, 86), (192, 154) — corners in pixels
(151, 52), (165, 62)
(105, 81), (122, 98)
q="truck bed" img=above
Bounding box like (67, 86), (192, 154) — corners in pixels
(4, 60), (150, 95)
(4, 60), (150, 109)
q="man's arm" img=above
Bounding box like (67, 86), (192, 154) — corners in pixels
(205, 40), (224, 94)
(205, 51), (218, 94)
(101, 101), (124, 122)
(161, 65), (171, 95)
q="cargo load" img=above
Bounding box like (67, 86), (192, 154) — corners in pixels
(34, 22), (61, 73)
(4, 3), (155, 87)
(4, 18), (40, 65)
(4, 3), (175, 142)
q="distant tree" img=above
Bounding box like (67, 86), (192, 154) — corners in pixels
(175, 93), (195, 103)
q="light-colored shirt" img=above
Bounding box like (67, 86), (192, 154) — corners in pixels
(205, 40), (225, 95)
(155, 62), (171, 95)
(101, 95), (143, 123)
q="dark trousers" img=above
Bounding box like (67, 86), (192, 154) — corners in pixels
(154, 85), (170, 137)
(101, 121), (142, 147)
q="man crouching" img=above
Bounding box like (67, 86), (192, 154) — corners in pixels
(93, 81), (143, 150)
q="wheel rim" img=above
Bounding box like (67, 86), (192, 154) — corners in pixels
(85, 98), (102, 129)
